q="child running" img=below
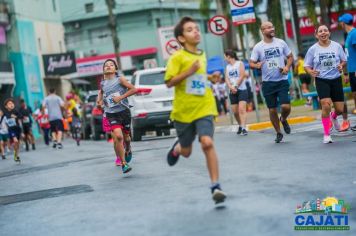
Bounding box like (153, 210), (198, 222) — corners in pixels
(165, 16), (226, 204)
(0, 109), (9, 159)
(224, 49), (248, 135)
(304, 24), (347, 143)
(3, 98), (22, 162)
(36, 105), (50, 146)
(96, 59), (136, 174)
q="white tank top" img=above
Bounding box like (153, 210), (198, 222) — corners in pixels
(226, 61), (247, 90)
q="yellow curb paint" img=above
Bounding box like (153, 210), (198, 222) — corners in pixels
(247, 116), (316, 131)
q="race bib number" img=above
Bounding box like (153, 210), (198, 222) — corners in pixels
(320, 57), (336, 71)
(186, 74), (207, 96)
(267, 58), (280, 70)
(105, 92), (121, 108)
(23, 116), (30, 124)
(6, 118), (16, 127)
(40, 117), (49, 124)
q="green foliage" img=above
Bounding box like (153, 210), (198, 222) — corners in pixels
(266, 0), (284, 38)
(199, 0), (213, 19)
(306, 0), (318, 25)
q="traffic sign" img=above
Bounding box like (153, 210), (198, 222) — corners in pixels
(208, 15), (229, 36)
(165, 39), (182, 56)
(158, 26), (182, 60)
(229, 0), (256, 26)
(143, 59), (158, 69)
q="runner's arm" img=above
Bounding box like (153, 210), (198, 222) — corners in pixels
(96, 89), (103, 107)
(165, 60), (199, 88)
(281, 53), (294, 74)
(224, 69), (234, 90)
(249, 60), (263, 70)
(117, 76), (137, 100)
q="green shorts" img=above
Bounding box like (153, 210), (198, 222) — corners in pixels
(0, 133), (9, 142)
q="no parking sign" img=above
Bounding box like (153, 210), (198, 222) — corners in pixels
(208, 15), (229, 36)
(158, 26), (182, 60)
(229, 0), (256, 26)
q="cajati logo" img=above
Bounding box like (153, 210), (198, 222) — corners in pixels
(294, 197), (351, 231)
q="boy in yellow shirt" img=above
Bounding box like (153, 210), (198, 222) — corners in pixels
(165, 16), (226, 204)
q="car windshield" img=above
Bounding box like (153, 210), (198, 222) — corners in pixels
(87, 95), (97, 103)
(139, 71), (165, 85)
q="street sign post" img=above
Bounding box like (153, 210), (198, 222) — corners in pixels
(208, 15), (229, 36)
(229, 0), (256, 26)
(229, 0), (260, 122)
(158, 26), (182, 60)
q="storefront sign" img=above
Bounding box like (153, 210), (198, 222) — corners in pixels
(42, 52), (77, 76)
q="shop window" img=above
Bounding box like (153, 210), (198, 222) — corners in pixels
(85, 3), (94, 13)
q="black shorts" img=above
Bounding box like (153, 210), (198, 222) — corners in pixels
(50, 119), (64, 133)
(315, 77), (344, 102)
(229, 89), (249, 104)
(9, 127), (21, 140)
(22, 124), (32, 135)
(106, 109), (131, 133)
(349, 72), (356, 92)
(174, 116), (214, 148)
(262, 80), (290, 109)
(299, 73), (311, 85)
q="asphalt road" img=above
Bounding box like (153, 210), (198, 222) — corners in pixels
(0, 118), (355, 236)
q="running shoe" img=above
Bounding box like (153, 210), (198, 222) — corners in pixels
(280, 117), (291, 134)
(211, 184), (226, 204)
(339, 120), (350, 132)
(236, 126), (242, 135)
(167, 139), (180, 166)
(323, 135), (333, 144)
(32, 144), (36, 150)
(241, 129), (248, 136)
(52, 142), (57, 149)
(57, 143), (63, 149)
(115, 157), (122, 166)
(25, 142), (29, 151)
(1, 155), (5, 160)
(14, 152), (20, 163)
(125, 150), (132, 163)
(330, 112), (340, 131)
(122, 163), (132, 173)
(275, 132), (283, 143)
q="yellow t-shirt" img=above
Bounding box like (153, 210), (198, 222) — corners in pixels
(297, 59), (306, 75)
(164, 49), (217, 123)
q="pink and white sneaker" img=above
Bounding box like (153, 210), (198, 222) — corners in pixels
(115, 157), (122, 166)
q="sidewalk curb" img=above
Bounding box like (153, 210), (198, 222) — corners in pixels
(247, 116), (317, 131)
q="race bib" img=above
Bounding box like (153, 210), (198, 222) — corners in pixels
(6, 118), (16, 127)
(40, 117), (49, 124)
(186, 74), (207, 96)
(23, 116), (30, 124)
(267, 58), (280, 70)
(105, 92), (121, 108)
(320, 57), (336, 71)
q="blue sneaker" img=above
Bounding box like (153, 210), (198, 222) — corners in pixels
(122, 163), (132, 174)
(125, 150), (132, 163)
(211, 183), (226, 204)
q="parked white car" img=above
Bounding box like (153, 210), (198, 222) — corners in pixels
(129, 67), (174, 141)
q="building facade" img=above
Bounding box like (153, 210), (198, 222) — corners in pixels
(59, 0), (223, 90)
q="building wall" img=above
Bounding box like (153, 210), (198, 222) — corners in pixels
(63, 6), (223, 69)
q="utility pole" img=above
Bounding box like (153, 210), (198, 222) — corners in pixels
(289, 0), (302, 53)
(105, 0), (121, 70)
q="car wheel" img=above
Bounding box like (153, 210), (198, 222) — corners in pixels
(163, 129), (171, 136)
(156, 130), (163, 137)
(132, 128), (142, 141)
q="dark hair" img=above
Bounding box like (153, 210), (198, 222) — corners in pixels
(20, 99), (25, 104)
(224, 49), (238, 60)
(72, 107), (79, 117)
(49, 88), (56, 94)
(103, 59), (118, 71)
(174, 16), (196, 45)
(298, 53), (305, 58)
(315, 24), (329, 34)
(4, 98), (14, 106)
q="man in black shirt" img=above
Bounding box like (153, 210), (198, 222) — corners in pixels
(19, 99), (36, 151)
